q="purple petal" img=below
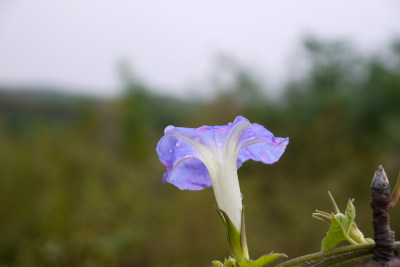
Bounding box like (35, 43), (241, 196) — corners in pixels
(237, 123), (289, 167)
(156, 116), (288, 190)
(167, 157), (212, 190)
(157, 132), (212, 190)
(156, 116), (250, 190)
(162, 116), (250, 155)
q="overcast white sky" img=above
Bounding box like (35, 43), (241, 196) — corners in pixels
(0, 0), (399, 97)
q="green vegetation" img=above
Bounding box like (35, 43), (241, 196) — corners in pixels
(0, 38), (399, 266)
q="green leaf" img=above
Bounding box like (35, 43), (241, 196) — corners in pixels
(224, 260), (238, 267)
(212, 254), (286, 267)
(317, 192), (373, 251)
(321, 214), (347, 251)
(212, 257), (239, 267)
(344, 199), (355, 233)
(212, 260), (225, 267)
(225, 257), (238, 267)
(240, 253), (287, 267)
(312, 210), (333, 224)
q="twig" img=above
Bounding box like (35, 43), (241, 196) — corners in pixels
(358, 165), (400, 267)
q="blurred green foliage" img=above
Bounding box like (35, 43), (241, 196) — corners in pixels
(0, 38), (399, 266)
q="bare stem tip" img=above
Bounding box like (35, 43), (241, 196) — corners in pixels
(371, 165), (390, 195)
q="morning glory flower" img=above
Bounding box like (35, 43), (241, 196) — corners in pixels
(157, 116), (288, 230)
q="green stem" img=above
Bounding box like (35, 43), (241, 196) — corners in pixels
(275, 242), (400, 267)
(347, 236), (358, 245)
(328, 191), (340, 214)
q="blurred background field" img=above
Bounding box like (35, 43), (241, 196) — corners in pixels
(1, 1), (400, 266)
(0, 37), (400, 267)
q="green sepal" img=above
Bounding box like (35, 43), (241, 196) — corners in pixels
(216, 208), (246, 262)
(215, 207), (286, 267)
(240, 207), (249, 260)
